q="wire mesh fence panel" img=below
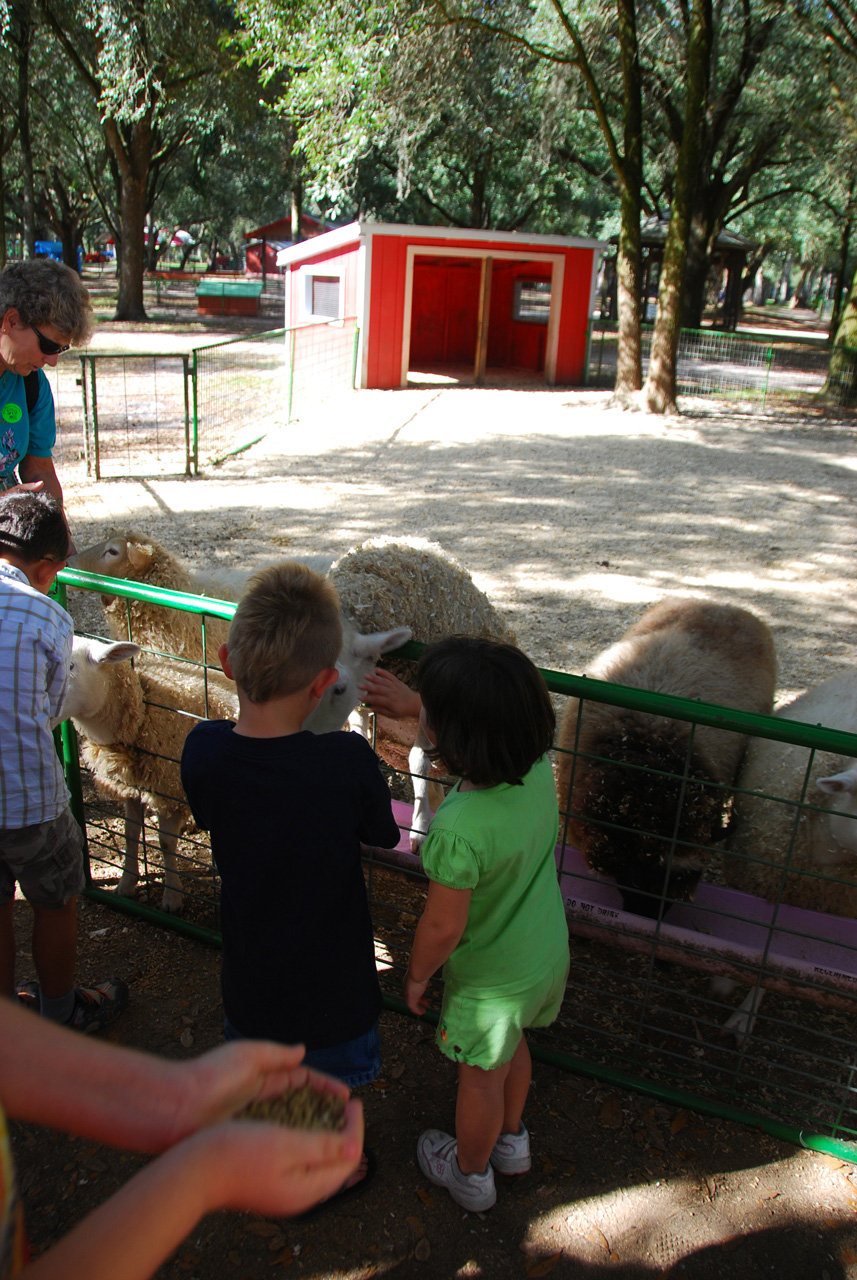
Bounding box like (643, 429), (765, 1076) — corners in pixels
(286, 317), (359, 424)
(586, 322), (855, 410)
(77, 353), (192, 478)
(42, 357), (86, 475)
(192, 330), (289, 467)
(57, 573), (857, 1157)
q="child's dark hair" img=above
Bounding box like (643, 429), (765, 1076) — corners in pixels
(0, 491), (68, 563)
(417, 636), (555, 787)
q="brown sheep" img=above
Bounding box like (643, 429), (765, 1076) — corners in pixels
(555, 598), (777, 917)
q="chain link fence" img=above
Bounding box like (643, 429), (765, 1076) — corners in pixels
(56, 571), (857, 1163)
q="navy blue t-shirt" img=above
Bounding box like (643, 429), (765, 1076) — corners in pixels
(181, 723), (400, 1048)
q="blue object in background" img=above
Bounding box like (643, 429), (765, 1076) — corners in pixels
(34, 240), (63, 261)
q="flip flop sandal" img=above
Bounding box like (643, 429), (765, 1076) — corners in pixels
(293, 1147), (377, 1222)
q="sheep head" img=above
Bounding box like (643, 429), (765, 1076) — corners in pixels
(304, 621), (412, 734)
(561, 716), (725, 918)
(57, 637), (144, 745)
(69, 533), (159, 581)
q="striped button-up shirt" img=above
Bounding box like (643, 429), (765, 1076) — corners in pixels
(0, 562), (71, 828)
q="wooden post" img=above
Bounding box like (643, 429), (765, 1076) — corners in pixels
(474, 256), (493, 384)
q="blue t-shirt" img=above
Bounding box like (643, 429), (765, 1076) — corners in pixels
(0, 370), (56, 482)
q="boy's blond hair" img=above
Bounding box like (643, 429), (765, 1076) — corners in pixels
(227, 562), (343, 703)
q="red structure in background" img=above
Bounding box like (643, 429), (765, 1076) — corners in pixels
(243, 214), (327, 278)
(276, 222), (607, 389)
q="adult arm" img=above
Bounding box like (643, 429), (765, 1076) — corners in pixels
(404, 879), (471, 1015)
(17, 453), (63, 507)
(0, 998), (348, 1152)
(19, 1110), (363, 1280)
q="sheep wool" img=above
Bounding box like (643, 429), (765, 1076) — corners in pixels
(724, 670), (857, 916)
(556, 598), (777, 916)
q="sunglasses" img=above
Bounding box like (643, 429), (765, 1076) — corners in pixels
(30, 324), (70, 356)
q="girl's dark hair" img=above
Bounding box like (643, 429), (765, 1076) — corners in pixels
(417, 636), (555, 788)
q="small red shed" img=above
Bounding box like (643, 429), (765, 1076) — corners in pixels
(276, 221), (607, 389)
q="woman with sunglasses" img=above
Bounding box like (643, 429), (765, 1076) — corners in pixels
(0, 259), (93, 551)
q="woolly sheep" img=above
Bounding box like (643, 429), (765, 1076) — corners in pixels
(305, 536), (517, 849)
(69, 532), (333, 664)
(69, 533), (234, 665)
(724, 670), (857, 914)
(555, 598), (777, 917)
(58, 636), (238, 914)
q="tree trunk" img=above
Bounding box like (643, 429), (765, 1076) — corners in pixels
(13, 1), (35, 257)
(0, 150), (6, 270)
(681, 217), (713, 330)
(105, 118), (152, 321)
(825, 266), (857, 404)
(829, 217), (852, 343)
(613, 0), (643, 399)
(291, 174), (303, 245)
(643, 0), (713, 414)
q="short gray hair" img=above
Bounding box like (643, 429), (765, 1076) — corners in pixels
(0, 259), (93, 346)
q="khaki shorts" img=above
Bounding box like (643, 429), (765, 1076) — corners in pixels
(0, 807), (86, 908)
(436, 954), (570, 1071)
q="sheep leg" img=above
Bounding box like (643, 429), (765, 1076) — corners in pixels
(117, 795), (144, 899)
(711, 976), (765, 1044)
(409, 728), (438, 853)
(158, 811), (185, 916)
(348, 704), (373, 739)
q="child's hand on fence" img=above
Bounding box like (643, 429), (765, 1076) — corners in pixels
(359, 668), (422, 720)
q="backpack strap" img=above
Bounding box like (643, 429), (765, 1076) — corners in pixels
(24, 370), (39, 412)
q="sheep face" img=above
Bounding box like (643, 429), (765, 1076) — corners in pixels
(304, 623), (412, 734)
(57, 637), (142, 731)
(69, 534), (154, 581)
(560, 716), (725, 918)
(813, 766), (857, 866)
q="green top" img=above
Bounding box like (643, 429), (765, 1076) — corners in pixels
(421, 754), (569, 996)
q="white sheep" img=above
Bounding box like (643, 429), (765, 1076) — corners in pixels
(71, 533), (514, 850)
(58, 635), (238, 914)
(306, 536), (517, 849)
(725, 670), (857, 913)
(69, 533), (235, 665)
(556, 597), (777, 917)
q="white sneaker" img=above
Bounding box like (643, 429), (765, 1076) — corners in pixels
(416, 1130), (497, 1211)
(490, 1123), (531, 1174)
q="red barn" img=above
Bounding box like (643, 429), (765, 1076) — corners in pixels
(276, 222), (607, 389)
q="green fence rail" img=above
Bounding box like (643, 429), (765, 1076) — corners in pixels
(56, 571), (857, 1162)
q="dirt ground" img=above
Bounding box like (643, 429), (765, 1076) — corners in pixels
(9, 296), (857, 1278)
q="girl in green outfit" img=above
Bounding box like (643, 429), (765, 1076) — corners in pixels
(360, 637), (570, 1212)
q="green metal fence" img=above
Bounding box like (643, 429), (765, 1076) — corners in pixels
(56, 570), (857, 1162)
(52, 318), (359, 480)
(585, 322), (857, 409)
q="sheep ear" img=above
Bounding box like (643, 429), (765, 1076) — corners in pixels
(126, 542), (153, 571)
(95, 641), (141, 666)
(817, 768), (857, 796)
(352, 627), (412, 660)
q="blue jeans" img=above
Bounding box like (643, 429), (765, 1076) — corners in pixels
(223, 1017), (381, 1088)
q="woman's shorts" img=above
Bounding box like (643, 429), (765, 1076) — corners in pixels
(0, 807), (85, 909)
(436, 955), (569, 1071)
(223, 1017), (382, 1089)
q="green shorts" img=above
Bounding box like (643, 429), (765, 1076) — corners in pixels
(436, 954), (569, 1070)
(0, 807), (85, 909)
